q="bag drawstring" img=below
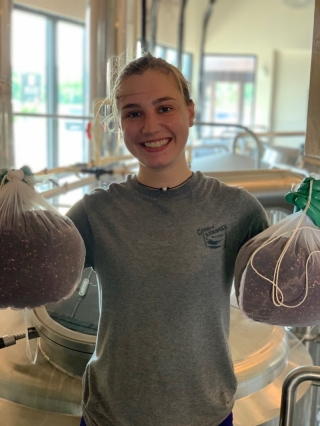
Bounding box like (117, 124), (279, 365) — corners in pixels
(249, 180), (320, 309)
(0, 169), (33, 189)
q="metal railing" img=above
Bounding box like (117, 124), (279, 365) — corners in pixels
(193, 122), (263, 169)
(13, 112), (93, 120)
(189, 124), (308, 172)
(279, 366), (320, 426)
(233, 130), (305, 146)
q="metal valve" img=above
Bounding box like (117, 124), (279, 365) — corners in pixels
(0, 327), (39, 349)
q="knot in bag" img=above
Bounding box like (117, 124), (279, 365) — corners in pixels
(0, 167), (86, 309)
(285, 175), (320, 226)
(235, 178), (320, 327)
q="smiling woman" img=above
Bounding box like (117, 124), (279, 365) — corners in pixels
(66, 52), (270, 426)
(103, 52), (195, 189)
(117, 70), (194, 187)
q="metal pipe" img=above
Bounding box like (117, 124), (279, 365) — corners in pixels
(194, 121), (263, 168)
(87, 0), (137, 159)
(197, 0), (217, 125)
(87, 0), (127, 104)
(279, 366), (320, 426)
(86, 0), (106, 110)
(0, 0), (14, 168)
(87, 0), (137, 102)
(125, 0), (139, 62)
(14, 112), (93, 120)
(204, 169), (304, 195)
(149, 0), (161, 55)
(141, 0), (147, 52)
(41, 176), (96, 199)
(291, 326), (319, 343)
(177, 0), (188, 70)
(235, 131), (305, 139)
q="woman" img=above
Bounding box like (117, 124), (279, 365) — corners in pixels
(68, 53), (269, 426)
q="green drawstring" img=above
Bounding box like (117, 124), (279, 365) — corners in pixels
(285, 176), (320, 227)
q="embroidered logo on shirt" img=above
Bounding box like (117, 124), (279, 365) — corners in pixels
(197, 224), (228, 249)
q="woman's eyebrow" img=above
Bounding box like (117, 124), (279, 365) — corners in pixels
(121, 103), (140, 110)
(121, 97), (177, 111)
(152, 96), (177, 105)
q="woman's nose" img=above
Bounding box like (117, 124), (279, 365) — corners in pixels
(141, 112), (160, 134)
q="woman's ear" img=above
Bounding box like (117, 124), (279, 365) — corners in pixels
(188, 100), (195, 127)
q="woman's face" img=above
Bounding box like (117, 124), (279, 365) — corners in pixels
(117, 70), (194, 172)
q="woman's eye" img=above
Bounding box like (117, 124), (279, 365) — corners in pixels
(127, 111), (141, 118)
(159, 106), (172, 113)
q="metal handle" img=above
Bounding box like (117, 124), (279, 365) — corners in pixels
(279, 365), (320, 426)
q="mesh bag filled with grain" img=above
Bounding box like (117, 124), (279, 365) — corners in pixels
(0, 167), (85, 309)
(234, 176), (320, 327)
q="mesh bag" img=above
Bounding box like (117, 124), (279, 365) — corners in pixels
(234, 177), (320, 327)
(0, 167), (86, 309)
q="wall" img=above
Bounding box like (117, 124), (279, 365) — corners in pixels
(14, 0), (86, 21)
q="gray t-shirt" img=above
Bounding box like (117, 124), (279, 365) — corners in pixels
(67, 171), (269, 426)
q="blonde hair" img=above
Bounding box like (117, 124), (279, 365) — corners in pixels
(102, 52), (192, 132)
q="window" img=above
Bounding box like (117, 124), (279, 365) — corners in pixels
(12, 6), (88, 172)
(154, 45), (193, 82)
(202, 55), (256, 128)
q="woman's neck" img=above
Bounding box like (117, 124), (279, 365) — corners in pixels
(137, 163), (192, 190)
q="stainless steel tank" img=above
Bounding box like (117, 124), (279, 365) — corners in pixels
(0, 279), (313, 426)
(0, 308), (82, 426)
(230, 295), (312, 425)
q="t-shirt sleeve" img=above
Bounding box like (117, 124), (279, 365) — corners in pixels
(238, 188), (270, 251)
(66, 198), (95, 269)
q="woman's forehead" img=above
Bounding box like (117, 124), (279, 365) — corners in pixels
(117, 70), (181, 101)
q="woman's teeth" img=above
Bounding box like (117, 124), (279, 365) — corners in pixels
(144, 139), (169, 148)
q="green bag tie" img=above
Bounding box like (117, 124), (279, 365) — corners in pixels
(285, 176), (320, 227)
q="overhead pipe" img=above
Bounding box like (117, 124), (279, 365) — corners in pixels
(177, 0), (188, 70)
(196, 0), (217, 126)
(141, 0), (148, 52)
(86, 0), (113, 161)
(86, 0), (139, 159)
(0, 0), (14, 169)
(86, 0), (129, 107)
(149, 0), (161, 55)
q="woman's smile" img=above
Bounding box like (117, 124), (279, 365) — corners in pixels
(141, 138), (171, 151)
